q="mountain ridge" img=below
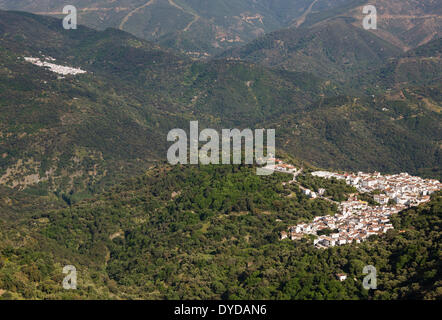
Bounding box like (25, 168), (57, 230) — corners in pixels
(4, 0), (439, 57)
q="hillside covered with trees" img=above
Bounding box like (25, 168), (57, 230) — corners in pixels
(0, 165), (440, 299)
(0, 3), (440, 301)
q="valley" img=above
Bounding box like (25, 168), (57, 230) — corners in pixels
(0, 1), (440, 301)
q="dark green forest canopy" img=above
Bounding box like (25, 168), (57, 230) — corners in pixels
(0, 165), (440, 299)
(0, 8), (440, 301)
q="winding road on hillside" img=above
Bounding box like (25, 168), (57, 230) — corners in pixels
(119, 0), (156, 31)
(292, 0), (319, 28)
(167, 0), (200, 32)
(119, 0), (200, 32)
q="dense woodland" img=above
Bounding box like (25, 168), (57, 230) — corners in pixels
(0, 6), (440, 300)
(0, 164), (440, 299)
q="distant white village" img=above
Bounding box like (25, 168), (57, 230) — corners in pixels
(274, 163), (441, 248)
(23, 56), (87, 76)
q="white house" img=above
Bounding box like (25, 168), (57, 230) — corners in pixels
(336, 274), (347, 281)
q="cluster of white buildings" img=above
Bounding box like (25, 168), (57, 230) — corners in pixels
(311, 171), (440, 206)
(281, 171), (441, 248)
(282, 199), (401, 248)
(24, 57), (87, 76)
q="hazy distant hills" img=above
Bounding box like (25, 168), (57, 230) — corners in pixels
(294, 0), (442, 51)
(0, 0), (440, 57)
(0, 0), (373, 57)
(223, 17), (404, 82)
(341, 0), (442, 50)
(223, 0), (442, 81)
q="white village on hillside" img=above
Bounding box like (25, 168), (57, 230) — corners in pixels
(23, 56), (87, 76)
(270, 159), (441, 249)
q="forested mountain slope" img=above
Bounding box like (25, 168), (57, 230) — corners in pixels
(262, 93), (441, 178)
(0, 10), (440, 199)
(223, 17), (403, 82)
(0, 10), (333, 198)
(375, 37), (442, 87)
(0, 11), (188, 198)
(0, 6), (440, 301)
(0, 164), (440, 299)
